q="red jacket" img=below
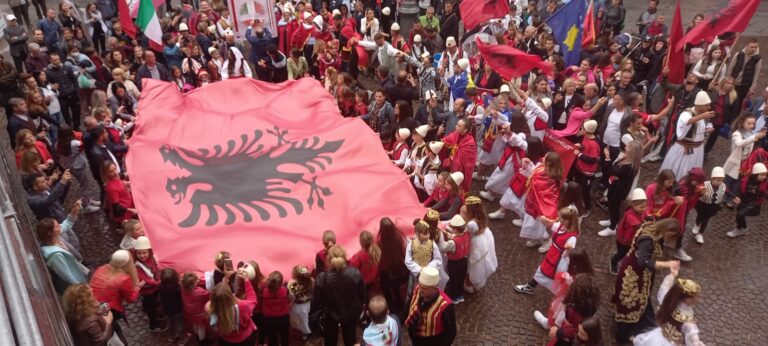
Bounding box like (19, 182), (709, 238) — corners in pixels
(182, 284), (211, 327)
(89, 265), (139, 313)
(105, 178), (135, 223)
(135, 256), (160, 295)
(423, 186), (448, 207)
(575, 136), (600, 176)
(350, 250), (380, 285)
(15, 141), (53, 168)
(261, 286), (290, 317)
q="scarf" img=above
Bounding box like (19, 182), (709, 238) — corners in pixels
(369, 102), (383, 132)
(362, 315), (399, 346)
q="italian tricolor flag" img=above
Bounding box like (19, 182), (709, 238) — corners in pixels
(135, 0), (163, 51)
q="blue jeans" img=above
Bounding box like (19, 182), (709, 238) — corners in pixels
(48, 111), (64, 144)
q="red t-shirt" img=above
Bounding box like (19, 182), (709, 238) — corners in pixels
(350, 250), (380, 285)
(575, 136), (600, 176)
(261, 286), (290, 317)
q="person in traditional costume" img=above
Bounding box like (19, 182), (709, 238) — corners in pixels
(474, 101), (510, 182)
(722, 113), (766, 206)
(567, 120), (601, 215)
(532, 248), (595, 329)
(672, 167), (706, 261)
(405, 125), (429, 173)
(439, 37), (465, 80)
(642, 169), (689, 262)
(461, 197), (497, 293)
(609, 188), (650, 275)
(389, 22), (410, 55)
(439, 215), (471, 303)
(613, 218), (681, 343)
(390, 128), (411, 168)
(488, 137), (546, 225)
(431, 172), (465, 221)
(544, 273), (601, 346)
(509, 84), (551, 140)
(423, 172), (449, 208)
(659, 91), (715, 179)
(519, 152), (562, 249)
(220, 47), (252, 80)
(405, 219), (444, 295)
(441, 58), (469, 112)
(480, 112), (530, 202)
(515, 206), (579, 295)
(690, 167), (726, 245)
(727, 162), (768, 238)
(632, 270), (705, 346)
(411, 141), (442, 201)
(404, 267), (456, 345)
(276, 4), (297, 55)
(441, 118), (477, 192)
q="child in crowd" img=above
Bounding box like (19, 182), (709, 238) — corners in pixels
(181, 272), (211, 343)
(728, 162), (768, 238)
(132, 236), (164, 332)
(355, 89), (370, 117)
(243, 261), (267, 344)
(423, 171), (449, 207)
(287, 265), (313, 339)
(405, 219), (443, 290)
(160, 268), (188, 345)
(314, 230), (336, 275)
(119, 219), (144, 250)
(610, 188), (650, 274)
(262, 271), (291, 345)
(390, 128), (411, 168)
(441, 214), (471, 303)
(516, 207), (580, 295)
(691, 167), (727, 244)
(570, 120), (600, 215)
(206, 251), (235, 289)
(350, 230), (382, 292)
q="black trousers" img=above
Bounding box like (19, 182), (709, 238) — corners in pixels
(607, 187), (625, 229)
(11, 5), (31, 26)
(601, 145), (621, 186)
(262, 315), (289, 346)
(380, 270), (408, 316)
(31, 0), (47, 19)
(323, 317), (357, 346)
(570, 169), (594, 212)
(59, 93), (81, 129)
(220, 331), (256, 346)
(611, 242), (631, 271)
(704, 125), (722, 153)
(736, 203), (760, 229)
(694, 202), (720, 234)
(141, 291), (161, 328)
(446, 257), (468, 300)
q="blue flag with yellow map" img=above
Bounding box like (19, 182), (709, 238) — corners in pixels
(546, 0), (586, 66)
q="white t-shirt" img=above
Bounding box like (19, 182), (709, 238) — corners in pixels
(603, 108), (625, 147)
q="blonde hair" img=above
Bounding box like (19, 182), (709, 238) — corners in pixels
(210, 283), (237, 334)
(122, 219), (140, 234)
(214, 251), (231, 271)
(359, 230), (381, 264)
(322, 230), (336, 249)
(558, 206), (580, 234)
(327, 245), (347, 270)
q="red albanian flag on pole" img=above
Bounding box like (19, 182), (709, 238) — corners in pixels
(460, 0), (509, 31)
(674, 0), (761, 52)
(476, 38), (554, 79)
(543, 130), (577, 179)
(126, 78), (425, 275)
(666, 0), (686, 85)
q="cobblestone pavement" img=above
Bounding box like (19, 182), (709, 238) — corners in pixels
(7, 0), (767, 345)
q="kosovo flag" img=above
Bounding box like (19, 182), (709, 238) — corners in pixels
(546, 0), (586, 66)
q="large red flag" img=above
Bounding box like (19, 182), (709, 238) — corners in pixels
(675, 0), (760, 52)
(118, 0), (137, 39)
(476, 39), (554, 79)
(667, 0), (685, 84)
(460, 0), (509, 31)
(126, 78), (425, 275)
(582, 0), (596, 48)
(543, 131), (577, 179)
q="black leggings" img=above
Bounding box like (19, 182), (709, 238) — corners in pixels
(736, 203), (760, 229)
(446, 258), (468, 300)
(570, 169), (594, 212)
(694, 202), (720, 234)
(607, 188), (626, 229)
(379, 270), (408, 316)
(611, 242), (631, 270)
(262, 315), (289, 346)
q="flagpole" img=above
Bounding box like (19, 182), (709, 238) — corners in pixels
(711, 32), (742, 88)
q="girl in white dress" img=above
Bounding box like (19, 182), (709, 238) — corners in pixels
(488, 137), (547, 227)
(633, 268), (705, 346)
(474, 102), (510, 181)
(461, 197), (498, 293)
(480, 112), (530, 201)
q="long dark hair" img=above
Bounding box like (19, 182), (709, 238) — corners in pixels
(580, 316), (603, 345)
(526, 137), (546, 162)
(395, 100), (413, 121)
(376, 217), (407, 274)
(563, 273), (601, 317)
(655, 169), (677, 197)
(56, 124), (76, 156)
(508, 111), (530, 137)
(566, 247), (594, 275)
(656, 278), (700, 326)
(558, 181), (585, 214)
(159, 268), (181, 293)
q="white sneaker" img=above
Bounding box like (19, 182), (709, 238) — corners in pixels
(525, 240), (542, 248)
(538, 239), (551, 253)
(488, 209), (506, 220)
(672, 248), (692, 262)
(83, 205), (101, 214)
(88, 199), (102, 207)
(727, 228), (749, 238)
(512, 219), (523, 227)
(533, 310), (549, 330)
(691, 224), (701, 235)
(644, 154), (662, 162)
(598, 220), (611, 227)
(694, 234), (704, 244)
(479, 191), (496, 201)
(598, 227), (616, 237)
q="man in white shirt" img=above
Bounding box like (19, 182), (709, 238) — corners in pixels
(353, 33), (406, 78)
(660, 91), (716, 179)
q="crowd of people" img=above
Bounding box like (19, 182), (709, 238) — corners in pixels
(2, 0), (768, 345)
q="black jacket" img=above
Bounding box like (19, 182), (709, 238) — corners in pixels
(386, 83), (420, 105)
(440, 11), (460, 42)
(27, 182), (70, 222)
(135, 63), (170, 90)
(86, 144), (118, 185)
(310, 266), (366, 323)
(45, 63), (78, 97)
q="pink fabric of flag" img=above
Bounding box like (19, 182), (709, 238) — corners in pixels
(126, 78), (425, 275)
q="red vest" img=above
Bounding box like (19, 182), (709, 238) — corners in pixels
(404, 285), (452, 337)
(540, 225), (576, 279)
(446, 232), (470, 261)
(392, 142), (410, 167)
